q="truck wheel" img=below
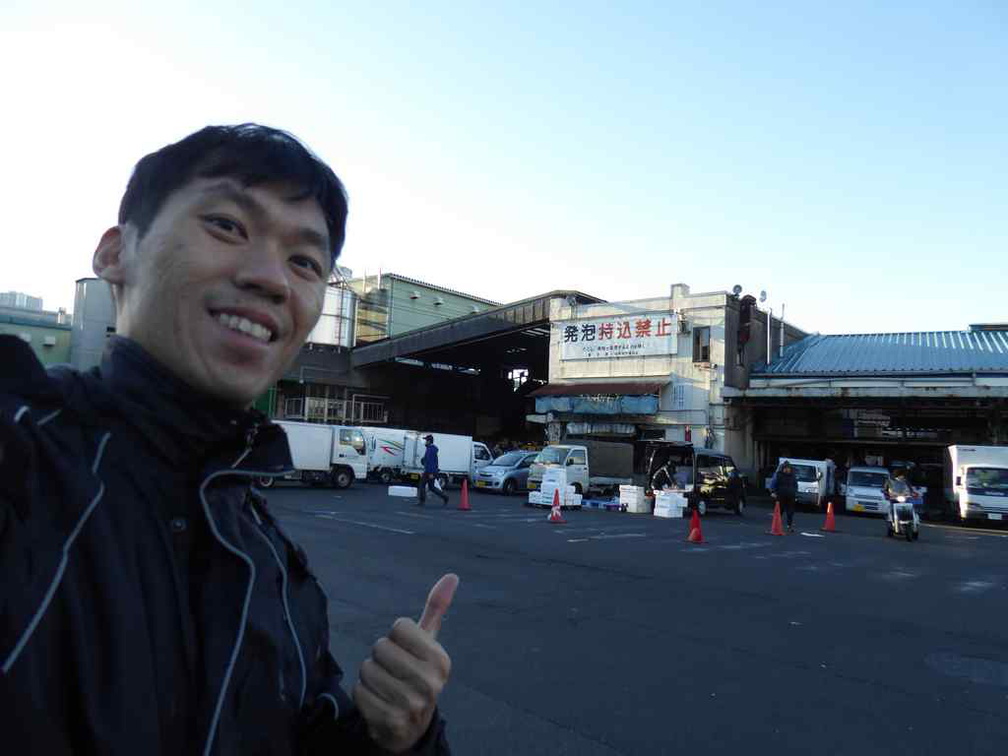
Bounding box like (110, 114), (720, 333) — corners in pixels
(503, 479), (516, 496)
(379, 469), (394, 484)
(332, 468), (353, 489)
(573, 483), (583, 495)
(256, 476), (274, 489)
(733, 497), (745, 516)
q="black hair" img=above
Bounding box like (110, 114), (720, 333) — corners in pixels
(118, 123), (348, 267)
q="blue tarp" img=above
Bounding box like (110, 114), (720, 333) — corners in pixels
(535, 394), (659, 415)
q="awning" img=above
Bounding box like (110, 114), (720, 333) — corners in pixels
(528, 381), (666, 397)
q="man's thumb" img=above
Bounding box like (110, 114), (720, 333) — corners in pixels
(418, 573), (459, 638)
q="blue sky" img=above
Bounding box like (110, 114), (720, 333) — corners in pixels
(2, 1), (1004, 333)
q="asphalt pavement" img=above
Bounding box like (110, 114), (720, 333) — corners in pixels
(267, 483), (1008, 756)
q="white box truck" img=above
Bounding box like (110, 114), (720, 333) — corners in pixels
(401, 431), (494, 487)
(361, 427), (410, 483)
(259, 421), (367, 489)
(945, 445), (1008, 522)
(770, 457), (836, 511)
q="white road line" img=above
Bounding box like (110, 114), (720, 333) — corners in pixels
(397, 511), (435, 519)
(956, 580), (999, 594)
(315, 514), (414, 535)
(471, 523), (496, 529)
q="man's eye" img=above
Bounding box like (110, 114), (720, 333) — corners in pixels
(203, 215), (246, 237)
(292, 255), (323, 277)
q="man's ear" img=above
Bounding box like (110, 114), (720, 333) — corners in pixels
(93, 226), (128, 285)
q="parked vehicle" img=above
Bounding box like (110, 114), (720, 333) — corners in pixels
(401, 432), (494, 488)
(768, 458), (836, 511)
(945, 445), (1008, 523)
(361, 427), (410, 483)
(259, 421), (367, 489)
(473, 451), (539, 495)
(642, 442), (746, 516)
(844, 466), (890, 516)
(527, 439), (634, 496)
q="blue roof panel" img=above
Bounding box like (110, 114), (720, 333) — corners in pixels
(754, 330), (1008, 376)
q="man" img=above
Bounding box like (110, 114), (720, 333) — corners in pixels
(418, 435), (449, 506)
(650, 459), (677, 492)
(0, 124), (455, 754)
(884, 467), (918, 519)
(771, 460), (798, 532)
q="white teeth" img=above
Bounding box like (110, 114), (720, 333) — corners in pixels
(216, 312), (273, 343)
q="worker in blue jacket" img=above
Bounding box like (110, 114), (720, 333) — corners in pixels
(419, 434), (449, 505)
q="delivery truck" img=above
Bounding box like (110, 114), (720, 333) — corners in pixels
(361, 427), (410, 483)
(527, 439), (634, 497)
(256, 421), (367, 489)
(945, 445), (1008, 523)
(401, 431), (494, 488)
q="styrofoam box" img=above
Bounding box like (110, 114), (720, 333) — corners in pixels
(625, 498), (651, 514)
(569, 493), (583, 508)
(543, 468), (568, 486)
(388, 485), (417, 498)
(654, 506), (682, 519)
(655, 491), (688, 509)
(528, 491), (543, 505)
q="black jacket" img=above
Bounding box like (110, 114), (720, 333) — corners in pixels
(0, 336), (449, 755)
(772, 468), (798, 498)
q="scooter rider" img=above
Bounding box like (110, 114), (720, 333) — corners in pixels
(884, 467), (917, 518)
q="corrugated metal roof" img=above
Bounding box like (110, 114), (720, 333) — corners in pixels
(528, 381), (666, 397)
(754, 331), (1008, 376)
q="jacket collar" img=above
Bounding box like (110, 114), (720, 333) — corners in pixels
(95, 337), (291, 474)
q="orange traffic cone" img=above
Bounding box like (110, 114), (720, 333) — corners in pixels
(458, 478), (471, 511)
(768, 501), (785, 536)
(820, 500), (837, 532)
(547, 488), (566, 523)
(687, 508), (703, 543)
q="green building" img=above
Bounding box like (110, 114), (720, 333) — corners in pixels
(0, 306), (73, 365)
(348, 273), (499, 344)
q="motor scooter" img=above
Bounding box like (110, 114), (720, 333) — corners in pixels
(885, 492), (920, 541)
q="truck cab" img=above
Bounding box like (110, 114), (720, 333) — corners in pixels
(528, 445), (589, 493)
(844, 466), (890, 516)
(945, 445), (1008, 523)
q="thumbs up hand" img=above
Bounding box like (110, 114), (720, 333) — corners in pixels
(354, 574), (459, 753)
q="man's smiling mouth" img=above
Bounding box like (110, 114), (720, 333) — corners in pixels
(213, 311), (275, 343)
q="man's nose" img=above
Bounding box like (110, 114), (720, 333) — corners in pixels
(234, 242), (291, 303)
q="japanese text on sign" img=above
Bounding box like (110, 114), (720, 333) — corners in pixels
(558, 311), (678, 360)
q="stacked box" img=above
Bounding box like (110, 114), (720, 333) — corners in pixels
(540, 483), (560, 507)
(654, 491), (687, 518)
(542, 468), (568, 487)
(619, 485), (649, 513)
(528, 491), (543, 506)
(568, 493), (583, 508)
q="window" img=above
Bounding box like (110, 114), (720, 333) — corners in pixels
(693, 326), (711, 363)
(568, 449), (587, 465)
(672, 384), (687, 411)
(474, 446), (491, 461)
(696, 455), (720, 484)
(340, 429), (366, 455)
(520, 454), (536, 468)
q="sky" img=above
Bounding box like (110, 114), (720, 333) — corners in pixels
(1, 0), (1005, 334)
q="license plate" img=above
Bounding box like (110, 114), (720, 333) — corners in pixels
(528, 482), (538, 490)
(990, 513), (1003, 521)
(475, 481), (488, 488)
(851, 503), (864, 512)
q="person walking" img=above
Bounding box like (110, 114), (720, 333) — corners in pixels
(772, 460), (799, 532)
(419, 434), (449, 505)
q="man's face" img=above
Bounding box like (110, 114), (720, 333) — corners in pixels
(101, 178), (330, 406)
